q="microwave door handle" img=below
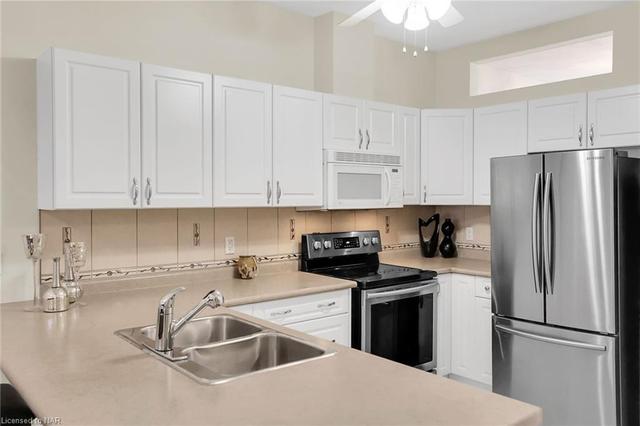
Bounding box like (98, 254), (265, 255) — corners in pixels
(384, 169), (392, 206)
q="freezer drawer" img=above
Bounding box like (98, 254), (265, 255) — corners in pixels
(493, 316), (617, 426)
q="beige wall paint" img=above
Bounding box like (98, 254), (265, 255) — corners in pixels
(434, 2), (640, 107)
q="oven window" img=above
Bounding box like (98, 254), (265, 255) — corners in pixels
(337, 172), (381, 200)
(370, 293), (434, 367)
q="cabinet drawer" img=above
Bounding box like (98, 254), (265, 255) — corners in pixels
(252, 290), (350, 325)
(286, 314), (351, 346)
(475, 277), (492, 299)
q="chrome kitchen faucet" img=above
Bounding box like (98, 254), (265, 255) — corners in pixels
(155, 288), (225, 353)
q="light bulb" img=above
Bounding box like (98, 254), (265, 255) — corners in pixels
(404, 3), (429, 31)
(424, 0), (451, 21)
(381, 0), (409, 25)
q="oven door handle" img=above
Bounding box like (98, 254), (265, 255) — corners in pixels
(366, 282), (438, 300)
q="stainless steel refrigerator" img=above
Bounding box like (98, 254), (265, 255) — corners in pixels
(491, 149), (639, 426)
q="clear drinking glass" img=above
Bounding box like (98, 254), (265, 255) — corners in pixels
(64, 241), (87, 305)
(22, 233), (45, 312)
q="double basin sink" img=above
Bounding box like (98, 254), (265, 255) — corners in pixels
(116, 314), (334, 385)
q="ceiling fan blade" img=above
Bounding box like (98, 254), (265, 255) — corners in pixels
(438, 5), (464, 28)
(339, 0), (384, 27)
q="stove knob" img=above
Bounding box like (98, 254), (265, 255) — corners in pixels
(371, 237), (379, 245)
(362, 237), (370, 246)
(323, 240), (332, 249)
(313, 241), (322, 250)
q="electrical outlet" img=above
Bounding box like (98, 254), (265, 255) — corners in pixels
(224, 237), (235, 255)
(465, 226), (474, 241)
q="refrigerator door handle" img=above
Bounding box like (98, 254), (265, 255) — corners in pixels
(531, 173), (542, 293)
(543, 172), (553, 294)
(495, 324), (607, 352)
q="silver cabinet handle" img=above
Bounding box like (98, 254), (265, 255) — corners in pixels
(132, 177), (139, 206)
(270, 309), (292, 317)
(423, 185), (427, 203)
(358, 128), (363, 149)
(484, 285), (490, 292)
(589, 123), (594, 146)
(542, 172), (553, 294)
(495, 324), (606, 351)
(366, 129), (371, 149)
(317, 301), (336, 309)
(145, 178), (152, 205)
(578, 124), (583, 146)
(276, 181), (282, 204)
(267, 180), (272, 204)
(531, 173), (542, 293)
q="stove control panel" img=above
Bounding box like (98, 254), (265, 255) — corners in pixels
(302, 231), (381, 259)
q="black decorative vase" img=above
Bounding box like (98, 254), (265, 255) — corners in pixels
(418, 213), (440, 258)
(439, 218), (457, 258)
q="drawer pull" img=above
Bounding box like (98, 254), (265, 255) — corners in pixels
(317, 301), (336, 309)
(270, 309), (292, 317)
(484, 285), (490, 292)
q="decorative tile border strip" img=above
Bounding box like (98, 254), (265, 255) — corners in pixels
(41, 241), (491, 282)
(41, 253), (300, 283)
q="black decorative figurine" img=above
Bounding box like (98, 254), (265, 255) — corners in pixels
(418, 213), (440, 258)
(439, 218), (457, 258)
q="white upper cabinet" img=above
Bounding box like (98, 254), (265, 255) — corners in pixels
(588, 85), (640, 149)
(400, 107), (421, 205)
(141, 64), (212, 208)
(214, 76), (273, 207)
(528, 93), (587, 153)
(273, 86), (323, 207)
(323, 94), (365, 152)
(473, 102), (527, 205)
(421, 109), (473, 205)
(363, 101), (401, 155)
(38, 48), (141, 209)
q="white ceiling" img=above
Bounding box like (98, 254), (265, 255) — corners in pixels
(272, 0), (631, 51)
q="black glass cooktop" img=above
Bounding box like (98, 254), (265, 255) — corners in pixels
(313, 263), (437, 289)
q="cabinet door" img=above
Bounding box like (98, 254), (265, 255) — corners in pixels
(364, 101), (401, 155)
(451, 274), (476, 378)
(214, 76), (272, 206)
(588, 85), (640, 149)
(50, 48), (141, 208)
(473, 102), (527, 205)
(421, 109), (473, 205)
(400, 107), (421, 205)
(323, 94), (365, 151)
(141, 64), (212, 208)
(528, 93), (586, 153)
(436, 274), (452, 377)
(273, 86), (323, 207)
(287, 314), (351, 346)
(473, 296), (493, 385)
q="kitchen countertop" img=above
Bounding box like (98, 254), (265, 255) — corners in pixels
(380, 249), (492, 277)
(0, 266), (540, 426)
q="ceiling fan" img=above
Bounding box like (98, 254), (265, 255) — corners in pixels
(339, 0), (464, 30)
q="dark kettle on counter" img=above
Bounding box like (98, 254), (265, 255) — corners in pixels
(418, 213), (440, 258)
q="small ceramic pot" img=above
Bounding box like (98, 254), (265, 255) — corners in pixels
(237, 255), (258, 279)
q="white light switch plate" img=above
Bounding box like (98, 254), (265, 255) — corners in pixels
(224, 237), (235, 255)
(465, 226), (474, 241)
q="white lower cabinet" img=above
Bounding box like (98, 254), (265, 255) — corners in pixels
(436, 273), (452, 377)
(447, 273), (493, 386)
(230, 289), (351, 346)
(287, 314), (350, 345)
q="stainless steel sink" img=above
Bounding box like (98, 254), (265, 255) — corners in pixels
(116, 313), (334, 385)
(174, 333), (332, 384)
(116, 314), (263, 357)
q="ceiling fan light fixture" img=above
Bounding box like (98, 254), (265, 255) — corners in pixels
(381, 0), (409, 25)
(424, 0), (452, 21)
(404, 3), (429, 31)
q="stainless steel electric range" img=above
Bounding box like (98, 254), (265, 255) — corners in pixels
(301, 231), (439, 371)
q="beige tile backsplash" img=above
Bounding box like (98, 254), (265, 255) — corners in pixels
(39, 206), (488, 274)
